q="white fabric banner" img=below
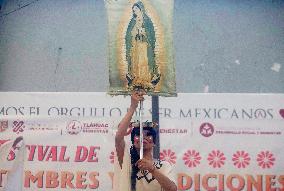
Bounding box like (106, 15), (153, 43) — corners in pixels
(0, 93), (283, 190)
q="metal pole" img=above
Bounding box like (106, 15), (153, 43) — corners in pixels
(152, 95), (160, 159)
(139, 100), (143, 159)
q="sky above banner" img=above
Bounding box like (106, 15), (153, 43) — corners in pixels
(0, 0), (283, 92)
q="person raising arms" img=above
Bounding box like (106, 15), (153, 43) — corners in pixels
(114, 90), (177, 191)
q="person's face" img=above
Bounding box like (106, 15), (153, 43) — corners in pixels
(133, 130), (154, 150)
(133, 6), (142, 17)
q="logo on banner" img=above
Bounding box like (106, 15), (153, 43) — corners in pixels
(199, 123), (214, 137)
(66, 120), (82, 135)
(28, 122), (59, 132)
(12, 120), (25, 134)
(82, 121), (109, 134)
(65, 120), (109, 135)
(0, 120), (8, 132)
(159, 128), (188, 134)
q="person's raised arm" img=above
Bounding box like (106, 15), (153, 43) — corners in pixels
(115, 90), (144, 167)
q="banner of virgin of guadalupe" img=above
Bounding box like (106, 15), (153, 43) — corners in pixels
(105, 0), (176, 97)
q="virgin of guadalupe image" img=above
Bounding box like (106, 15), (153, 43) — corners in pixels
(125, 1), (161, 91)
